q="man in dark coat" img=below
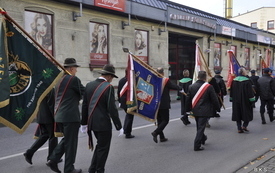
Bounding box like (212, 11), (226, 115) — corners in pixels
(178, 69), (192, 125)
(230, 67), (255, 133)
(47, 58), (85, 173)
(24, 89), (57, 165)
(257, 68), (275, 124)
(214, 70), (227, 110)
(151, 67), (181, 143)
(249, 70), (259, 108)
(186, 71), (220, 151)
(117, 69), (135, 138)
(81, 64), (122, 173)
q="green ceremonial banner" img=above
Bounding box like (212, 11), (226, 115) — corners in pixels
(0, 19), (63, 134)
(0, 18), (9, 108)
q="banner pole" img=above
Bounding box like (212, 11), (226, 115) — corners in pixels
(122, 48), (164, 78)
(196, 43), (226, 110)
(0, 8), (71, 75)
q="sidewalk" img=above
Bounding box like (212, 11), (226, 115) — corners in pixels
(236, 147), (275, 173)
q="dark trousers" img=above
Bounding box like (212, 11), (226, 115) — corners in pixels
(49, 122), (80, 173)
(154, 109), (169, 139)
(27, 123), (57, 160)
(194, 117), (208, 149)
(123, 109), (134, 135)
(260, 99), (274, 120)
(236, 121), (249, 130)
(89, 131), (112, 173)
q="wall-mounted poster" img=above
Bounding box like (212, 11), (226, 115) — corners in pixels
(230, 45), (236, 55)
(266, 49), (271, 67)
(134, 30), (148, 63)
(214, 43), (221, 68)
(244, 48), (250, 69)
(24, 11), (53, 55)
(90, 22), (108, 66)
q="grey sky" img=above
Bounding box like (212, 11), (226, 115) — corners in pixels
(170, 0), (275, 17)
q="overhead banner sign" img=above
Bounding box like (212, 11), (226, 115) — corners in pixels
(221, 26), (236, 37)
(94, 0), (125, 12)
(169, 13), (216, 30)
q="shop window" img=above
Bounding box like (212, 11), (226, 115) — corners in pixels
(267, 20), (274, 30)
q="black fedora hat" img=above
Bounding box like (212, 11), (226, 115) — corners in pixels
(63, 58), (80, 67)
(98, 64), (118, 78)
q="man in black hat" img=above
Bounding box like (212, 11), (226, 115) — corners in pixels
(47, 58), (85, 173)
(81, 64), (122, 173)
(257, 68), (275, 124)
(249, 70), (259, 108)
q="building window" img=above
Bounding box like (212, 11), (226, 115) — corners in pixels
(251, 22), (257, 28)
(267, 20), (274, 30)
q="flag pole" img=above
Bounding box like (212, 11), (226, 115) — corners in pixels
(196, 43), (226, 110)
(122, 48), (164, 78)
(0, 8), (71, 75)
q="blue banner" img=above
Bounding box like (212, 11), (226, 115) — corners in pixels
(127, 55), (167, 121)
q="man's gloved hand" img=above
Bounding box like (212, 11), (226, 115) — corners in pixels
(118, 128), (124, 137)
(80, 125), (87, 134)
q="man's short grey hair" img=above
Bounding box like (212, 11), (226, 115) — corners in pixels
(198, 71), (207, 80)
(238, 67), (246, 75)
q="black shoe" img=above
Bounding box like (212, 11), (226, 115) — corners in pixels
(214, 113), (220, 118)
(181, 117), (191, 125)
(242, 127), (249, 132)
(201, 135), (207, 145)
(125, 134), (135, 139)
(151, 132), (158, 143)
(238, 130), (244, 133)
(46, 160), (61, 173)
(69, 168), (82, 173)
(262, 121), (266, 124)
(160, 138), (168, 142)
(194, 147), (204, 151)
(23, 152), (33, 165)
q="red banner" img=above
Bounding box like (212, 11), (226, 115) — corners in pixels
(94, 0), (125, 12)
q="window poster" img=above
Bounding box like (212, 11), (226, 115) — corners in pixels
(134, 30), (148, 63)
(214, 43), (221, 68)
(90, 22), (108, 66)
(24, 11), (53, 55)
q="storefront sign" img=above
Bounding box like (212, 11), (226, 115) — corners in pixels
(94, 0), (125, 12)
(169, 13), (216, 29)
(221, 26), (236, 37)
(257, 35), (271, 44)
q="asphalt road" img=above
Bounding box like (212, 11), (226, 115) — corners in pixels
(1, 94), (275, 173)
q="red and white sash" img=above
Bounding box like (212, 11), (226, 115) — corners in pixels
(192, 83), (210, 108)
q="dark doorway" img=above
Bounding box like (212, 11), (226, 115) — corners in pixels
(168, 33), (198, 83)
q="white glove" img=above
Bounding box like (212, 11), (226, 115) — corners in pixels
(118, 128), (124, 137)
(80, 125), (87, 134)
